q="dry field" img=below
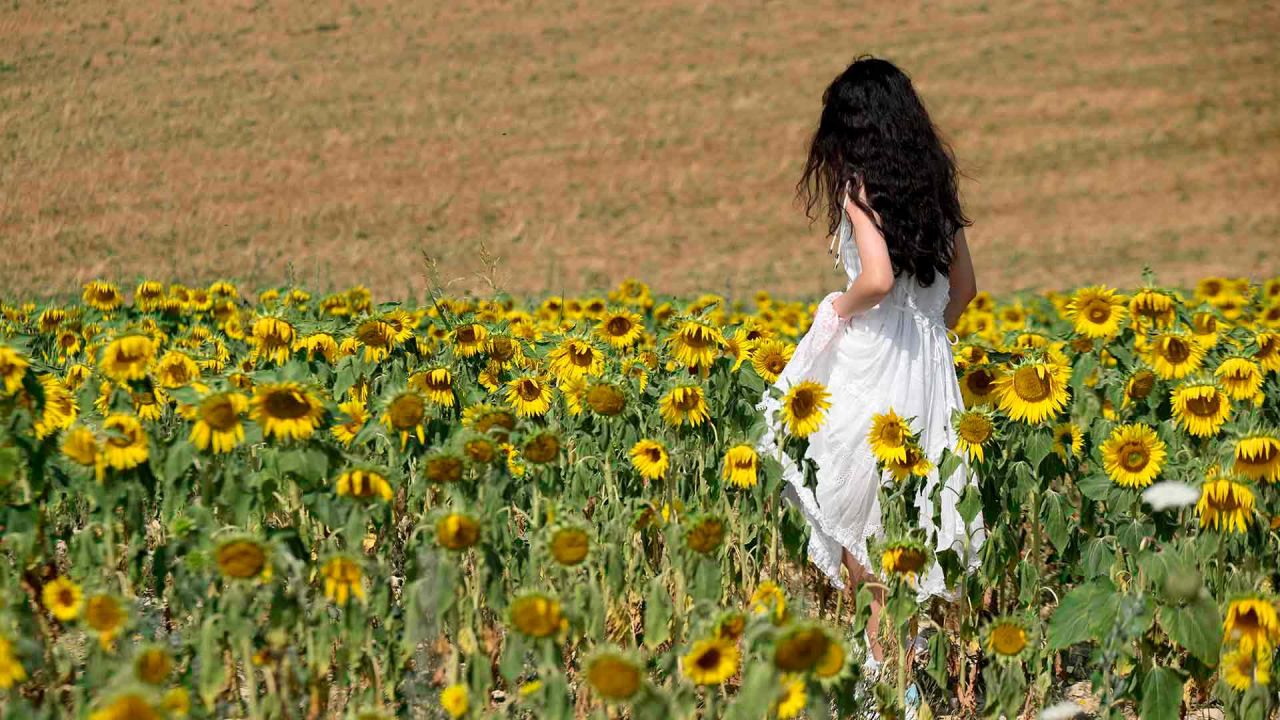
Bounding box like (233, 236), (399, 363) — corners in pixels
(1, 0), (1278, 301)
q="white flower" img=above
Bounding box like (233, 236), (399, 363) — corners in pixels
(1141, 481), (1200, 511)
(1040, 702), (1086, 720)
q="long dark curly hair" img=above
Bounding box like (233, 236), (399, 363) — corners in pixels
(797, 56), (970, 287)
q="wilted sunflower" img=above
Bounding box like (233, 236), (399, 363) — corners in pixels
(1233, 433), (1280, 483)
(1124, 368), (1158, 403)
(409, 367), (455, 407)
(781, 380), (831, 437)
(248, 316), (296, 365)
(1129, 288), (1178, 328)
(134, 645), (173, 685)
(667, 319), (726, 369)
(1197, 470), (1255, 534)
(381, 389), (428, 449)
(321, 556), (365, 606)
(681, 636), (739, 685)
(713, 611), (747, 642)
(585, 650), (643, 702)
(100, 335), (157, 382)
(1101, 423), (1167, 488)
(436, 512), (481, 551)
(252, 382), (326, 441)
(629, 439), (669, 480)
(1222, 646), (1271, 691)
(505, 374), (553, 418)
(548, 525), (590, 566)
(880, 540), (929, 584)
(215, 538), (269, 579)
(1223, 597), (1280, 656)
(596, 309), (645, 349)
(1254, 332), (1280, 373)
(296, 332), (339, 363)
(33, 375), (77, 439)
(774, 623), (833, 673)
(81, 280), (124, 311)
(983, 616), (1033, 662)
(335, 468), (393, 501)
(509, 592), (564, 638)
(1215, 357), (1264, 403)
(952, 408), (994, 463)
(585, 381), (626, 416)
(84, 593), (126, 650)
(721, 444), (759, 488)
(1067, 286), (1127, 338)
(959, 365), (1001, 407)
(994, 359), (1071, 424)
(1170, 383), (1231, 437)
(101, 414), (149, 471)
(42, 576), (83, 621)
(450, 322), (489, 358)
(659, 385), (711, 427)
(684, 514), (726, 555)
(1052, 422), (1084, 460)
(1146, 331), (1206, 380)
(423, 451), (465, 483)
(548, 337), (605, 380)
(750, 338), (794, 383)
(522, 431), (561, 464)
(462, 433), (498, 464)
(190, 391), (248, 453)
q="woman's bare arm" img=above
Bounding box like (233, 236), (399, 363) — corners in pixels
(832, 189), (894, 320)
(943, 227), (976, 329)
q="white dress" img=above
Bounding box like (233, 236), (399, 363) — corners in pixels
(756, 207), (986, 598)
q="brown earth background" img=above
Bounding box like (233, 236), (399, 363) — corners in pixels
(2, 0), (1278, 302)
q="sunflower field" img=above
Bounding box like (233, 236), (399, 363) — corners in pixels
(0, 272), (1278, 720)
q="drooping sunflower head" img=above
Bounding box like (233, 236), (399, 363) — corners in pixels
(1221, 645), (1271, 691)
(101, 413), (150, 471)
(1124, 368), (1159, 403)
(1233, 433), (1280, 483)
(1101, 423), (1167, 489)
(983, 616), (1034, 663)
(509, 592), (565, 639)
(248, 316), (297, 365)
(1068, 285), (1127, 338)
(335, 468), (394, 501)
(781, 380), (831, 438)
(547, 524), (591, 567)
(1052, 422), (1084, 461)
(953, 408), (995, 463)
(0, 345), (30, 397)
(1254, 332), (1280, 373)
(880, 539), (929, 583)
(252, 382), (327, 442)
(214, 537), (270, 580)
(321, 556), (365, 606)
(585, 650), (644, 702)
(81, 280), (124, 312)
(959, 365), (1002, 408)
(721, 444), (760, 489)
(1223, 597), (1280, 657)
(1197, 469), (1255, 534)
(680, 636), (739, 686)
(521, 431), (561, 465)
(353, 319), (399, 362)
(505, 374), (554, 418)
(684, 514), (726, 556)
(629, 439), (670, 480)
(191, 390), (249, 454)
(1170, 382), (1231, 438)
(666, 319), (727, 369)
(381, 389), (429, 449)
(423, 450), (465, 484)
(99, 334), (158, 382)
(773, 623), (834, 674)
(712, 611), (747, 642)
(435, 512), (481, 551)
(584, 380), (627, 416)
(659, 384), (711, 428)
(1215, 357), (1264, 402)
(994, 359), (1071, 424)
(548, 337), (605, 380)
(408, 367), (455, 407)
(869, 409), (913, 465)
(1146, 331), (1207, 380)
(1128, 288), (1178, 328)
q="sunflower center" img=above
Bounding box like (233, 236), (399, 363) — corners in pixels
(1161, 338), (1191, 363)
(1085, 301), (1112, 324)
(57, 588), (75, 605)
(606, 317), (633, 336)
(880, 424), (904, 446)
(264, 390), (312, 419)
(674, 392), (702, 411)
(1185, 393), (1221, 418)
(202, 397), (240, 430)
(695, 648), (722, 670)
(966, 369), (996, 396)
(1128, 372), (1156, 399)
(958, 417), (991, 444)
(1120, 442), (1150, 472)
(645, 448), (663, 462)
(569, 346), (594, 367)
(991, 625), (1027, 655)
(390, 395), (425, 427)
(489, 338), (515, 360)
(789, 390), (815, 418)
(517, 380), (542, 401)
(1213, 489), (1243, 513)
(1012, 367), (1052, 402)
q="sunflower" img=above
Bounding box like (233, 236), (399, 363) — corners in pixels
(84, 593), (126, 650)
(248, 316), (296, 365)
(1197, 471), (1255, 534)
(585, 651), (643, 702)
(1101, 423), (1167, 488)
(584, 381), (626, 416)
(101, 414), (149, 471)
(1255, 332), (1280, 373)
(89, 692), (162, 720)
(505, 374), (553, 418)
(509, 592), (564, 638)
(1234, 434), (1280, 483)
(1215, 357), (1264, 403)
(713, 611), (747, 642)
(408, 367), (455, 407)
(750, 339), (794, 383)
(548, 337), (605, 380)
(436, 513), (481, 551)
(423, 451), (465, 483)
(774, 623), (833, 673)
(60, 426), (101, 480)
(1067, 286), (1127, 338)
(522, 431), (561, 464)
(133, 283), (164, 311)
(0, 636), (24, 689)
(962, 366), (998, 407)
(984, 616), (1033, 662)
(994, 360), (1071, 424)
(666, 319), (726, 369)
(1191, 311), (1220, 348)
(681, 637), (739, 685)
(886, 443), (933, 482)
(596, 309), (645, 349)
(548, 525), (590, 566)
(1221, 646), (1271, 691)
(190, 391), (248, 453)
(381, 390), (428, 449)
(721, 444), (759, 489)
(154, 350), (200, 389)
(42, 576), (83, 621)
(1146, 331), (1206, 380)
(685, 514), (726, 555)
(774, 676), (806, 719)
(33, 375), (77, 439)
(252, 382), (326, 442)
(335, 468), (393, 501)
(880, 540), (929, 583)
(781, 380), (831, 437)
(462, 433), (498, 464)
(215, 538), (270, 579)
(1129, 288), (1177, 328)
(1124, 368), (1158, 403)
(659, 384), (711, 427)
(1052, 422), (1084, 460)
(321, 556), (365, 606)
(134, 645), (173, 685)
(1224, 597), (1280, 656)
(750, 580), (788, 623)
(0, 345), (29, 396)
(352, 319), (398, 362)
(81, 280), (124, 311)
(1170, 383), (1231, 437)
(296, 332), (339, 363)
(869, 409), (913, 464)
(953, 408), (994, 463)
(99, 335), (157, 382)
(439, 684), (468, 719)
(814, 638), (846, 680)
(629, 439), (669, 480)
